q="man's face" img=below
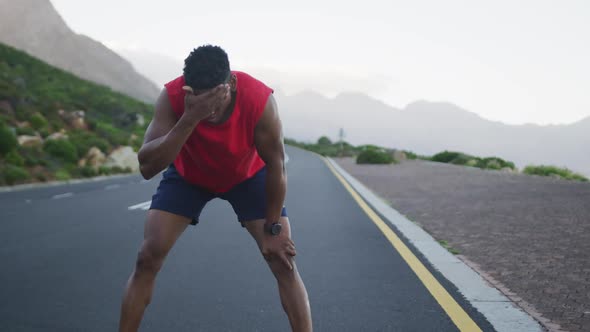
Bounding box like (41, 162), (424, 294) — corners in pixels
(196, 74), (236, 124)
(191, 87), (227, 123)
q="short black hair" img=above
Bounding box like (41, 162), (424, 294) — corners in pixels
(183, 45), (231, 90)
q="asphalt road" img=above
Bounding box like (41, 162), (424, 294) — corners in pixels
(0, 146), (494, 331)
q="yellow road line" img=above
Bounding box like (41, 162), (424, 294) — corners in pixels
(324, 158), (482, 332)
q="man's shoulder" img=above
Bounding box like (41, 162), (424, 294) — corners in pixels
(234, 70), (273, 97)
(233, 71), (269, 88)
(164, 75), (185, 90)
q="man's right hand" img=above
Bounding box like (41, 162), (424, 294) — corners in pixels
(181, 84), (229, 124)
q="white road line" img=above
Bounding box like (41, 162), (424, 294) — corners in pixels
(128, 200), (152, 210)
(105, 184), (120, 190)
(52, 193), (73, 199)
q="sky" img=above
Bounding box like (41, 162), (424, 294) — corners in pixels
(50, 0), (590, 126)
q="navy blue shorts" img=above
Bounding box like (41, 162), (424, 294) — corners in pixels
(149, 164), (287, 226)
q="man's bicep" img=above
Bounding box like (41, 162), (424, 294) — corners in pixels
(143, 88), (178, 144)
(254, 94), (285, 165)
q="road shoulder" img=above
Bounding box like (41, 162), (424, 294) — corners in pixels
(327, 157), (544, 332)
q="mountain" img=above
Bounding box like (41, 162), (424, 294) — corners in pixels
(116, 48), (183, 88)
(0, 0), (159, 103)
(275, 93), (590, 177)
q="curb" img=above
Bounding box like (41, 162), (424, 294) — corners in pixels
(0, 172), (141, 193)
(326, 157), (545, 332)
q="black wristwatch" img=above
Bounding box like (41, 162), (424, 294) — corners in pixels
(265, 222), (282, 236)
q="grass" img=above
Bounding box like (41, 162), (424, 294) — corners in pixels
(438, 240), (461, 255)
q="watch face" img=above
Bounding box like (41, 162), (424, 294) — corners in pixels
(271, 223), (282, 235)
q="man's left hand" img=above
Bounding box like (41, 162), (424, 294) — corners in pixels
(261, 230), (297, 270)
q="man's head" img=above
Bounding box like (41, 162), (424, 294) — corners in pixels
(183, 45), (231, 90)
(182, 45), (237, 124)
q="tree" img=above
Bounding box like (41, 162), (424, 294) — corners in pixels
(317, 136), (332, 145)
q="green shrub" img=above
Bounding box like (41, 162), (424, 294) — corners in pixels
(14, 104), (34, 122)
(431, 151), (464, 163)
(284, 138), (303, 147)
(68, 130), (110, 156)
(478, 157), (514, 170)
(19, 145), (48, 167)
(356, 148), (394, 164)
(571, 174), (589, 182)
(79, 165), (98, 177)
(44, 139), (78, 163)
(98, 166), (112, 175)
(485, 159), (502, 170)
(35, 173), (47, 182)
(0, 116), (8, 126)
(29, 113), (48, 130)
(309, 144), (340, 157)
(3, 165), (30, 185)
(0, 123), (18, 155)
(285, 137), (367, 158)
(317, 136), (332, 145)
(432, 151), (517, 171)
(38, 159), (49, 167)
(39, 128), (51, 138)
(49, 118), (65, 130)
(16, 126), (36, 136)
(5, 150), (24, 166)
(110, 166), (124, 174)
(523, 165), (588, 182)
(131, 139), (142, 153)
(448, 153), (474, 165)
(54, 169), (71, 181)
(404, 150), (418, 160)
(95, 121), (129, 146)
(86, 119), (97, 131)
(358, 144), (383, 151)
(24, 155), (39, 166)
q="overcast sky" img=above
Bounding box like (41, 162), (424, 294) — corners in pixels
(51, 0), (589, 125)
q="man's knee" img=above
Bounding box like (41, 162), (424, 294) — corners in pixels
(267, 257), (297, 282)
(134, 246), (165, 276)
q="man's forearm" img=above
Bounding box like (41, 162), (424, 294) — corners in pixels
(265, 161), (287, 225)
(138, 116), (199, 179)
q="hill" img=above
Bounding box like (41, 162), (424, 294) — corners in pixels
(0, 0), (159, 102)
(0, 42), (153, 186)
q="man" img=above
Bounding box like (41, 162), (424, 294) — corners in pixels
(118, 45), (312, 331)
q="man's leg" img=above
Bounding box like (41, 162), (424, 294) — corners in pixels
(244, 217), (312, 332)
(119, 210), (191, 332)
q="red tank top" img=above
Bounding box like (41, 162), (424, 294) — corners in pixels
(164, 71), (272, 193)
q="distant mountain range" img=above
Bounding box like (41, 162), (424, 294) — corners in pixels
(275, 91), (590, 177)
(0, 0), (159, 103)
